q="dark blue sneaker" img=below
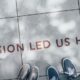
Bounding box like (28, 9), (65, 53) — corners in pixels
(47, 66), (60, 80)
(61, 58), (77, 79)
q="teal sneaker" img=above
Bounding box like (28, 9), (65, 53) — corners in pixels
(47, 66), (60, 80)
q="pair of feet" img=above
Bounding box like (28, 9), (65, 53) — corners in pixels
(20, 58), (77, 80)
(47, 58), (77, 80)
(18, 64), (39, 80)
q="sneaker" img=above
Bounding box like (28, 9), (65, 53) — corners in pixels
(28, 66), (39, 80)
(61, 58), (77, 78)
(18, 64), (31, 80)
(47, 66), (60, 80)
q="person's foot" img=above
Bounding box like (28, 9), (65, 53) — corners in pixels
(18, 64), (31, 80)
(61, 58), (77, 78)
(28, 66), (39, 80)
(47, 66), (60, 80)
